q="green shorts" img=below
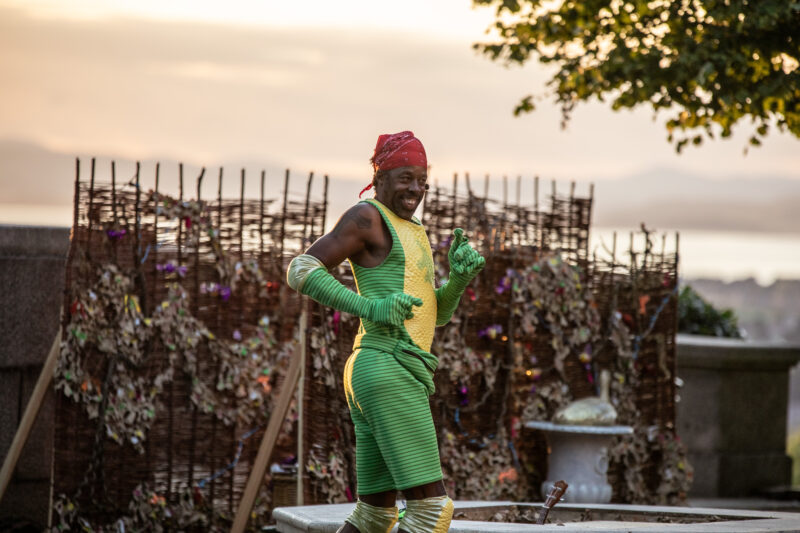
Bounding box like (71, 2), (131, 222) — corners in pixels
(343, 346), (443, 495)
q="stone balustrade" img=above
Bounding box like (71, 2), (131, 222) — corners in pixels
(676, 334), (800, 497)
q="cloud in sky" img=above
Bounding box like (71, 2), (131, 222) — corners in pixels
(0, 0), (496, 36)
(0, 1), (798, 191)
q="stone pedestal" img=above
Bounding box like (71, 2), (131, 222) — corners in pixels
(676, 334), (800, 498)
(526, 421), (633, 504)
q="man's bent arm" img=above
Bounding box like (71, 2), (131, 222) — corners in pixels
(286, 204), (421, 326)
(287, 203), (374, 314)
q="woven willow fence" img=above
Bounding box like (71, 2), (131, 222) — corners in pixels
(53, 161), (687, 531)
(55, 159), (324, 531)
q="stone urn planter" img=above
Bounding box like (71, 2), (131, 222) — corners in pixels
(525, 369), (631, 503)
(525, 420), (632, 503)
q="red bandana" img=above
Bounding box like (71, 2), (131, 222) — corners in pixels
(360, 131), (427, 197)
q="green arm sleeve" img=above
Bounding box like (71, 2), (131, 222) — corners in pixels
(291, 264), (421, 326)
(287, 253), (423, 325)
(434, 272), (470, 326)
(296, 267), (374, 319)
(435, 228), (485, 325)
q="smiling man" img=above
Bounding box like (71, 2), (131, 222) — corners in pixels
(287, 131), (484, 533)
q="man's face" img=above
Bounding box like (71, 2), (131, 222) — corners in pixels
(374, 165), (428, 220)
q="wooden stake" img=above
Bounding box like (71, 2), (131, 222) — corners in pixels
(452, 173), (458, 229)
(240, 168), (246, 259)
(86, 158), (96, 261)
(260, 170), (266, 258)
(534, 175), (541, 248)
(612, 231), (618, 270)
(231, 310), (306, 533)
(587, 183), (595, 260)
(568, 180), (575, 246)
(303, 172), (314, 243)
(296, 302), (307, 506)
(72, 158), (80, 233)
(0, 327), (62, 502)
(321, 175), (330, 234)
(111, 160), (117, 225)
(464, 172), (472, 232)
(515, 176), (522, 245)
(279, 169), (290, 268)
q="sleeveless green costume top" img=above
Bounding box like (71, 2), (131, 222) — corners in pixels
(350, 199), (438, 352)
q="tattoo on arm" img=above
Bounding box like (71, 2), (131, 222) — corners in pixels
(334, 209), (372, 234)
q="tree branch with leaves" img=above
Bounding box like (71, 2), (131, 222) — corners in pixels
(473, 0), (800, 152)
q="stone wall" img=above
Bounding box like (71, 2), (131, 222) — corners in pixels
(0, 225), (69, 527)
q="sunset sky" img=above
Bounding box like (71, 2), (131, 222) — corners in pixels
(2, 0), (799, 181)
(1, 0), (799, 282)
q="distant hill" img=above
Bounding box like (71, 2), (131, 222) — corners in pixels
(0, 139), (290, 205)
(1, 139), (799, 234)
(589, 166), (800, 233)
(592, 166), (800, 205)
(0, 140), (75, 204)
(592, 196), (800, 233)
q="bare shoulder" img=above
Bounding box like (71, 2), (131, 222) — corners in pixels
(332, 202), (380, 234)
(304, 203), (380, 267)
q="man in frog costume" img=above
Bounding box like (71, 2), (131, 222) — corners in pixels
(287, 131), (484, 533)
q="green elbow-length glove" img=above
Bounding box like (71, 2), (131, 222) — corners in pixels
(287, 255), (422, 327)
(435, 228), (485, 325)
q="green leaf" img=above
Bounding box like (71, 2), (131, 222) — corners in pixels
(513, 95), (536, 116)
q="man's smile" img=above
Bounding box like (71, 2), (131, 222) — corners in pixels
(401, 194), (420, 210)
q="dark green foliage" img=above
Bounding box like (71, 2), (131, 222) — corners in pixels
(677, 284), (742, 337)
(473, 0), (800, 152)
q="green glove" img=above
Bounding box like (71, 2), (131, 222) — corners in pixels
(300, 267), (422, 327)
(435, 228), (485, 325)
(369, 292), (424, 326)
